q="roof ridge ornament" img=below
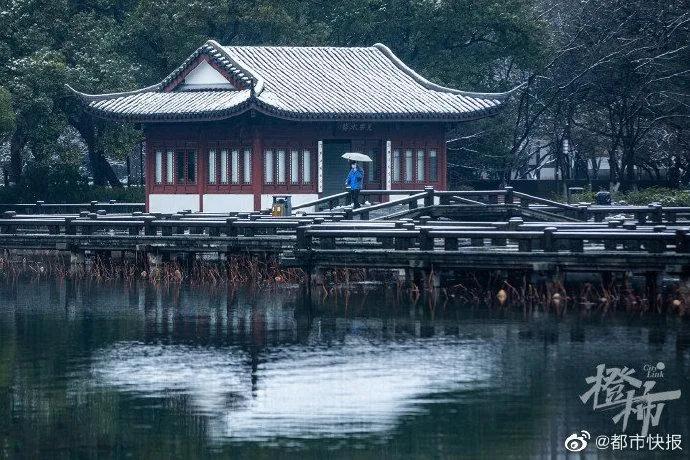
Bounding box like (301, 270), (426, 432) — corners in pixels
(372, 43), (523, 100)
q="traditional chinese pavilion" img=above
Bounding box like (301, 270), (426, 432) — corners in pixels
(69, 40), (510, 212)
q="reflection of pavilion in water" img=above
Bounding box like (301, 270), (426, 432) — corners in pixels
(8, 280), (690, 445)
(54, 280), (499, 345)
(60, 282), (508, 441)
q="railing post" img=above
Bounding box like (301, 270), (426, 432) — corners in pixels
(623, 222), (639, 250)
(504, 186), (514, 204)
(394, 234), (411, 250)
(507, 217), (523, 231)
(543, 227), (556, 252)
(604, 221), (618, 250)
(170, 215), (182, 235)
(423, 186), (434, 207)
(444, 236), (458, 251)
(675, 229), (689, 253)
(419, 228), (434, 251)
(35, 201), (44, 214)
(65, 217), (76, 235)
(144, 216), (156, 236)
(646, 225), (665, 253)
(649, 204), (663, 224)
(225, 217), (238, 236)
(296, 226), (311, 250)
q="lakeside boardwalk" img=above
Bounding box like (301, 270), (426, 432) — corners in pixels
(2, 188), (690, 289)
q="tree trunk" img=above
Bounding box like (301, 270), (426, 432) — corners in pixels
(623, 149), (636, 192)
(88, 148), (121, 187)
(71, 113), (122, 187)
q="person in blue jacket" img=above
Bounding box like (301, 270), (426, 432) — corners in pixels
(345, 161), (364, 208)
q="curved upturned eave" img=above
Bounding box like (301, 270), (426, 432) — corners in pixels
(65, 83), (163, 103)
(80, 98), (506, 124)
(372, 43), (524, 100)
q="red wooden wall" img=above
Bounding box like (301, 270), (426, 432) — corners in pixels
(144, 112), (448, 211)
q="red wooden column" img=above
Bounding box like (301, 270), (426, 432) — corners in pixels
(197, 128), (205, 212)
(251, 123), (263, 211)
(145, 138), (152, 212)
(384, 139), (392, 202)
(440, 138), (448, 191)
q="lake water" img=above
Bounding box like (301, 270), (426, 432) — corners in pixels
(0, 279), (688, 458)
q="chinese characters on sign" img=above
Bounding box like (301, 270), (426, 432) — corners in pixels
(337, 122), (373, 133)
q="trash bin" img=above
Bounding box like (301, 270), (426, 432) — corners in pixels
(271, 195), (292, 217)
(595, 191), (611, 205)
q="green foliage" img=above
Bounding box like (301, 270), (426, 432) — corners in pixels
(0, 0), (551, 193)
(0, 87), (14, 141)
(622, 187), (690, 207)
(1, 0), (684, 196)
(571, 187), (690, 206)
(0, 161), (145, 203)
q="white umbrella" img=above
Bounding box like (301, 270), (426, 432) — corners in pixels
(341, 152), (373, 162)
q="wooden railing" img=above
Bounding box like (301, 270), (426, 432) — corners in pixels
(0, 201), (145, 214)
(0, 214), (306, 238)
(295, 222), (689, 256)
(288, 186), (690, 224)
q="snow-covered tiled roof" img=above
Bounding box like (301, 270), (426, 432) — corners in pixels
(68, 40), (516, 123)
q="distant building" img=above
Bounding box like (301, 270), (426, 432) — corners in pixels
(69, 40), (510, 212)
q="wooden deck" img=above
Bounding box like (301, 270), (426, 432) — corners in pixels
(2, 188), (690, 284)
